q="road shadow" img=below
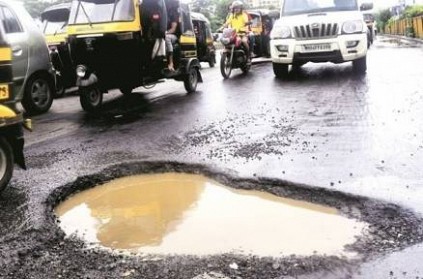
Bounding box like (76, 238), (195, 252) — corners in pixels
(82, 93), (153, 126)
(274, 63), (367, 84)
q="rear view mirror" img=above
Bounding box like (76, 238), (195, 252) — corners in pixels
(360, 3), (373, 11)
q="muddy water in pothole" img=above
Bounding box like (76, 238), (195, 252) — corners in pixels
(55, 173), (367, 257)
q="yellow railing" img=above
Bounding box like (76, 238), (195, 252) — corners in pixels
(384, 15), (423, 39)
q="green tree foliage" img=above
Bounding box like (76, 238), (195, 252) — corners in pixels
(23, 0), (69, 19)
(400, 5), (423, 19)
(191, 0), (232, 31)
(375, 8), (392, 32)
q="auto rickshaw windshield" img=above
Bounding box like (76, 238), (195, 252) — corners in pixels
(42, 19), (67, 35)
(42, 8), (70, 34)
(69, 0), (135, 25)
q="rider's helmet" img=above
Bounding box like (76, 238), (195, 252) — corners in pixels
(231, 0), (243, 12)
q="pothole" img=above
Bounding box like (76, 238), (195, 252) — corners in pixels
(55, 172), (367, 257)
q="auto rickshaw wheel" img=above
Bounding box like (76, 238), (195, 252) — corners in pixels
(54, 76), (65, 98)
(220, 53), (232, 79)
(80, 87), (103, 112)
(184, 66), (198, 93)
(0, 138), (14, 193)
(22, 73), (54, 116)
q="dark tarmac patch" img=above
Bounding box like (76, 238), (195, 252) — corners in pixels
(26, 148), (74, 169)
(1, 161), (422, 278)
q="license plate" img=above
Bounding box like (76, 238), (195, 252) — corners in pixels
(303, 43), (331, 52)
(0, 84), (9, 100)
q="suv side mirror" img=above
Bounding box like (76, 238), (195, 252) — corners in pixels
(360, 3), (373, 11)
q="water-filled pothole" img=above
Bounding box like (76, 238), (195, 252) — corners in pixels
(55, 173), (367, 257)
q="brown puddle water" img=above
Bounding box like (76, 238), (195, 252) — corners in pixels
(55, 173), (367, 257)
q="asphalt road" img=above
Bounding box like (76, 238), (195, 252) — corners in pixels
(1, 36), (423, 278)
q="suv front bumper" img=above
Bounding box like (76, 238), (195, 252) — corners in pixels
(270, 33), (367, 64)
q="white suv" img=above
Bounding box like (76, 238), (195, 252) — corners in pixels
(270, 0), (373, 78)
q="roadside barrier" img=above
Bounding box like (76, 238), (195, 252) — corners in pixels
(384, 15), (423, 39)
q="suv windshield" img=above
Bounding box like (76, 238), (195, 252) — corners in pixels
(282, 0), (358, 16)
(69, 0), (135, 24)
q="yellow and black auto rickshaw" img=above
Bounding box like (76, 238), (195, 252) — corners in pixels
(67, 0), (202, 112)
(246, 9), (279, 58)
(191, 12), (216, 67)
(0, 25), (31, 193)
(41, 3), (75, 97)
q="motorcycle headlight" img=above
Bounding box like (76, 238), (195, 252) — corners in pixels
(76, 65), (87, 78)
(342, 20), (364, 34)
(270, 26), (291, 40)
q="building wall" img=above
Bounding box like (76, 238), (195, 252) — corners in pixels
(245, 0), (280, 8)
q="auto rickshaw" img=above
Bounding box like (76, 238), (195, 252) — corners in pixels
(0, 25), (31, 193)
(41, 3), (75, 97)
(191, 12), (216, 67)
(246, 9), (279, 58)
(67, 0), (202, 112)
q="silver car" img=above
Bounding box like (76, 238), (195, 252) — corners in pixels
(0, 0), (54, 115)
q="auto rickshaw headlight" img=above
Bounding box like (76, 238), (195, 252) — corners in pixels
(76, 65), (87, 78)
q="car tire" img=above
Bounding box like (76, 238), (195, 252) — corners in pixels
(273, 63), (289, 79)
(0, 138), (14, 194)
(353, 56), (367, 74)
(22, 73), (54, 116)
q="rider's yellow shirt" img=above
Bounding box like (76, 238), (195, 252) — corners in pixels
(225, 12), (249, 33)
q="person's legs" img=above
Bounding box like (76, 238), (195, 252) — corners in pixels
(241, 36), (250, 60)
(165, 34), (175, 71)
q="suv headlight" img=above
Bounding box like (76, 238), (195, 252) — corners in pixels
(270, 26), (291, 40)
(342, 20), (364, 34)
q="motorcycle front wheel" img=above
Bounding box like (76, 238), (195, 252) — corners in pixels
(0, 138), (14, 193)
(220, 52), (232, 79)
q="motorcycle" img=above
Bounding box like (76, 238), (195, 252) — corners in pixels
(219, 28), (251, 79)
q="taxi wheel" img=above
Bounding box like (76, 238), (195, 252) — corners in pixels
(0, 138), (14, 194)
(184, 67), (198, 94)
(22, 73), (54, 116)
(80, 87), (103, 113)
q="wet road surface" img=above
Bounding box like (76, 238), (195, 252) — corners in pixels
(1, 36), (423, 278)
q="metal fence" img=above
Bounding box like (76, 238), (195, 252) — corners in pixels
(384, 16), (423, 39)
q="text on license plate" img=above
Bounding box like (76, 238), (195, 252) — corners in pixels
(0, 84), (9, 100)
(303, 43), (331, 52)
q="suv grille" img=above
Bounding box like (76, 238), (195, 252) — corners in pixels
(294, 23), (339, 39)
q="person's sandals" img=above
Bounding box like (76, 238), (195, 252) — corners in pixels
(163, 67), (178, 77)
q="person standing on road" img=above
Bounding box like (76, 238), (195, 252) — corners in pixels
(164, 0), (179, 74)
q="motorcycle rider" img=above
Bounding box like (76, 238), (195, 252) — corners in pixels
(222, 1), (251, 61)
